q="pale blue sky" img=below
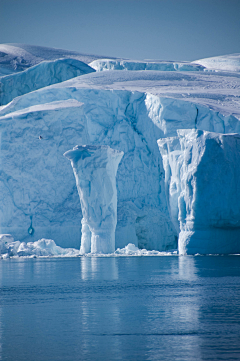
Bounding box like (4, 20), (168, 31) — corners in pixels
(1, 0), (240, 61)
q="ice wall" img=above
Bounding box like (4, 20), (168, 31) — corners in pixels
(64, 145), (123, 254)
(158, 129), (240, 255)
(0, 81), (239, 251)
(0, 58), (95, 105)
(90, 59), (206, 72)
(0, 89), (181, 251)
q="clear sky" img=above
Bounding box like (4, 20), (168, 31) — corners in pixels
(1, 0), (240, 61)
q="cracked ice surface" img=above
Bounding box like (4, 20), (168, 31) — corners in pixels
(158, 129), (240, 255)
(64, 145), (123, 254)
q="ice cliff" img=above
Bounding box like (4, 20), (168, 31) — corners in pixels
(0, 91), (178, 251)
(90, 59), (206, 72)
(0, 45), (239, 254)
(158, 130), (240, 255)
(65, 145), (123, 254)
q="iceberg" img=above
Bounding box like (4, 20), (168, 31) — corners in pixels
(0, 43), (239, 254)
(0, 70), (239, 252)
(64, 145), (123, 254)
(158, 129), (240, 255)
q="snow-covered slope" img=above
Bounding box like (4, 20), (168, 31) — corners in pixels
(0, 44), (113, 76)
(0, 44), (240, 254)
(0, 58), (95, 105)
(2, 70), (240, 122)
(193, 53), (240, 72)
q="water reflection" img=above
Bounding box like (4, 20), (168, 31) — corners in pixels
(0, 272), (2, 361)
(0, 257), (240, 360)
(80, 257), (118, 281)
(178, 255), (198, 281)
(144, 256), (202, 360)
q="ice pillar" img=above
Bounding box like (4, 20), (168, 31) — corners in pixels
(64, 145), (123, 254)
(158, 129), (240, 255)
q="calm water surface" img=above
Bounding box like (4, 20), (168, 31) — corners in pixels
(0, 256), (240, 361)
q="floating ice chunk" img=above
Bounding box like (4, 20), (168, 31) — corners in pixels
(16, 239), (79, 257)
(64, 145), (124, 254)
(0, 237), (79, 258)
(0, 237), (177, 258)
(110, 243), (177, 256)
(0, 234), (14, 244)
(158, 129), (240, 255)
(0, 234), (15, 255)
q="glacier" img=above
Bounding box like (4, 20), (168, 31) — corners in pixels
(64, 145), (123, 254)
(0, 44), (239, 254)
(0, 58), (95, 105)
(0, 43), (111, 76)
(158, 129), (240, 255)
(0, 91), (177, 251)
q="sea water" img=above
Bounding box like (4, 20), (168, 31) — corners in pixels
(0, 256), (240, 361)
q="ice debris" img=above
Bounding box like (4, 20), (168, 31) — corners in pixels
(0, 236), (80, 258)
(64, 145), (124, 254)
(0, 235), (177, 258)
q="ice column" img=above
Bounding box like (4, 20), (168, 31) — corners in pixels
(64, 145), (123, 254)
(158, 129), (240, 255)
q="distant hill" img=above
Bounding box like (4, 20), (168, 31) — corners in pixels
(0, 43), (115, 76)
